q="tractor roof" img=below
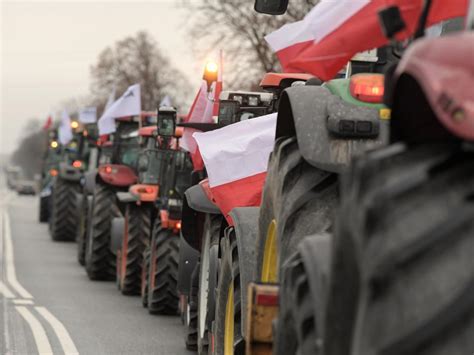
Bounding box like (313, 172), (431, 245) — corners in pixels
(259, 73), (313, 88)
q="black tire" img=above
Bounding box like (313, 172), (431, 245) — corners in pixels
(186, 262), (200, 351)
(147, 221), (180, 315)
(274, 234), (331, 355)
(50, 177), (80, 241)
(39, 195), (50, 223)
(326, 144), (474, 355)
(214, 230), (244, 355)
(118, 204), (151, 295)
(255, 137), (338, 282)
(85, 182), (119, 281)
(141, 246), (151, 308)
(76, 193), (88, 266)
(197, 215), (221, 354)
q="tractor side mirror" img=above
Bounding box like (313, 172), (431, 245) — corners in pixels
(254, 0), (288, 15)
(218, 100), (240, 126)
(157, 108), (177, 138)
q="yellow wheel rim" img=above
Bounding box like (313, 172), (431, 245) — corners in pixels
(224, 283), (234, 355)
(261, 219), (278, 283)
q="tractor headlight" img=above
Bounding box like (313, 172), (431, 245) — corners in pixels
(232, 95), (243, 105)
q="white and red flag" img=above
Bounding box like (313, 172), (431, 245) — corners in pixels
(98, 84), (141, 135)
(266, 0), (468, 80)
(193, 113), (277, 224)
(59, 109), (73, 145)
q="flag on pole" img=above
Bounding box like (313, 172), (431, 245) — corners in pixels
(193, 113), (277, 224)
(266, 0), (468, 80)
(159, 95), (172, 107)
(79, 107), (97, 123)
(42, 115), (53, 130)
(59, 109), (73, 145)
(98, 84), (141, 135)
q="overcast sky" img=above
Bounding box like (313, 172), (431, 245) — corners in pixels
(1, 0), (203, 154)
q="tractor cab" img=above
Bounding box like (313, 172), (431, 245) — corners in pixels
(217, 90), (274, 126)
(155, 107), (193, 232)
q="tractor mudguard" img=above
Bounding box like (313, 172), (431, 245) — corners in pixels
(58, 162), (83, 182)
(116, 192), (138, 203)
(83, 169), (97, 195)
(177, 234), (200, 295)
(229, 206), (260, 339)
(110, 217), (124, 254)
(185, 184), (220, 214)
(276, 86), (389, 173)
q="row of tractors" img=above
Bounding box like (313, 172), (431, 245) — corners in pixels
(37, 1), (474, 354)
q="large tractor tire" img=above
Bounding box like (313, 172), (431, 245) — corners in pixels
(147, 220), (180, 315)
(38, 195), (50, 223)
(85, 182), (119, 281)
(117, 204), (151, 295)
(214, 230), (244, 355)
(76, 193), (88, 266)
(326, 144), (474, 355)
(274, 234), (331, 355)
(141, 246), (151, 308)
(50, 177), (80, 241)
(185, 262), (200, 351)
(255, 136), (338, 284)
(197, 214), (221, 354)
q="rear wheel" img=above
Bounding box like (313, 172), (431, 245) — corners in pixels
(186, 262), (200, 351)
(327, 144), (474, 355)
(39, 195), (50, 223)
(274, 234), (331, 355)
(198, 215), (221, 354)
(147, 221), (180, 315)
(214, 230), (244, 355)
(118, 204), (151, 295)
(50, 177), (80, 241)
(76, 193), (88, 266)
(256, 137), (338, 284)
(85, 182), (119, 281)
(141, 246), (151, 308)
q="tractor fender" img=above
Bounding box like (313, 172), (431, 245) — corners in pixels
(110, 216), (124, 254)
(83, 169), (97, 195)
(181, 184), (221, 251)
(177, 234), (200, 295)
(276, 86), (389, 173)
(185, 184), (220, 214)
(229, 206), (260, 339)
(58, 162), (83, 182)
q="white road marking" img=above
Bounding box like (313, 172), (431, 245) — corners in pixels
(13, 299), (34, 305)
(15, 306), (53, 355)
(36, 306), (79, 355)
(3, 211), (33, 299)
(0, 281), (15, 298)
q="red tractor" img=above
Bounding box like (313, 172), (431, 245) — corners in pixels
(84, 112), (156, 281)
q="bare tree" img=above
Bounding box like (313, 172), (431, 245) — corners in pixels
(90, 31), (191, 113)
(10, 119), (47, 179)
(188, 0), (318, 89)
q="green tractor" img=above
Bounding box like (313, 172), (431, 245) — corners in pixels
(38, 129), (62, 223)
(49, 121), (91, 241)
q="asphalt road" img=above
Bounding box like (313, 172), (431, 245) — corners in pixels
(0, 184), (193, 355)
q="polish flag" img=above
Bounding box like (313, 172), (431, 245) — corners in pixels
(266, 0), (468, 80)
(193, 113), (277, 224)
(181, 78), (223, 170)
